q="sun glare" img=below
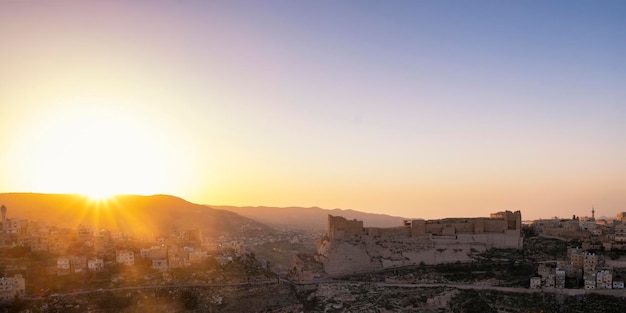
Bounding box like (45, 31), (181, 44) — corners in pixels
(84, 191), (114, 202)
(12, 101), (181, 196)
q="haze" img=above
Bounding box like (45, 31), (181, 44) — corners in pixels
(1, 1), (625, 220)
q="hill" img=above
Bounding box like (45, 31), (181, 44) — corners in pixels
(0, 193), (273, 239)
(211, 205), (406, 231)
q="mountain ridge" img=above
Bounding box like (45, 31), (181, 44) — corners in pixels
(0, 193), (272, 239)
(210, 205), (408, 231)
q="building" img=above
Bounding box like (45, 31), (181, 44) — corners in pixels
(116, 250), (135, 266)
(614, 224), (626, 243)
(188, 250), (209, 264)
(6, 218), (24, 235)
(70, 255), (87, 273)
(57, 257), (71, 276)
(532, 218), (588, 239)
(596, 269), (612, 289)
(76, 225), (93, 243)
(0, 274), (25, 302)
(569, 248), (584, 272)
(555, 269), (566, 288)
(545, 273), (556, 288)
(29, 238), (48, 252)
(87, 258), (104, 272)
(152, 259), (168, 271)
(167, 247), (189, 269)
(557, 260), (574, 277)
(140, 246), (167, 259)
(584, 273), (596, 289)
(613, 279), (624, 289)
(530, 277), (542, 289)
(583, 252), (598, 274)
(94, 230), (113, 254)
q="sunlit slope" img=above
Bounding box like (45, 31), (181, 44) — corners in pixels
(213, 205), (406, 231)
(0, 193), (273, 238)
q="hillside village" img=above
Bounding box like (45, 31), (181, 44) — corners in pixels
(528, 210), (626, 290)
(0, 203), (318, 302)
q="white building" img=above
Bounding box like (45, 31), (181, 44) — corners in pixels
(579, 219), (597, 232)
(57, 257), (70, 275)
(614, 224), (626, 243)
(613, 279), (624, 289)
(6, 218), (25, 234)
(140, 246), (167, 259)
(584, 273), (596, 289)
(596, 269), (612, 289)
(590, 228), (602, 236)
(152, 259), (168, 271)
(0, 274), (25, 302)
(116, 250), (135, 266)
(87, 258), (104, 272)
(530, 277), (542, 289)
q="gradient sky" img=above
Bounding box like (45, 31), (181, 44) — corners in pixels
(1, 1), (625, 220)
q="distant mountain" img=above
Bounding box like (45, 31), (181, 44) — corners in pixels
(0, 193), (273, 239)
(211, 205), (407, 231)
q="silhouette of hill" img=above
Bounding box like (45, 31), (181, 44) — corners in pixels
(0, 193), (273, 238)
(211, 205), (406, 231)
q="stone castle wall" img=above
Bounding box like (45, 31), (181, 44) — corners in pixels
(327, 215), (364, 240)
(317, 211), (523, 276)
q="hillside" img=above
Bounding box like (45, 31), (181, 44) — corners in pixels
(0, 193), (273, 239)
(211, 205), (407, 231)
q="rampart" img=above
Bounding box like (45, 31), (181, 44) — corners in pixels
(327, 215), (364, 240)
(316, 211), (523, 276)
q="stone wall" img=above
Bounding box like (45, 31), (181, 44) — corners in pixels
(317, 211), (523, 276)
(327, 215), (364, 240)
(365, 226), (409, 238)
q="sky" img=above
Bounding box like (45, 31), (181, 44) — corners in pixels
(1, 0), (625, 220)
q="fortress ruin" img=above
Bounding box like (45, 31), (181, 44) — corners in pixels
(315, 211), (523, 276)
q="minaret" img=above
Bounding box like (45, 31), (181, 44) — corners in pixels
(1, 205), (6, 232)
(592, 206), (595, 220)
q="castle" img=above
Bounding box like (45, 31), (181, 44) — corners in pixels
(315, 211), (523, 276)
(328, 210), (522, 242)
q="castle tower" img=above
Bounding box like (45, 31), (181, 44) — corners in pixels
(1, 205), (6, 232)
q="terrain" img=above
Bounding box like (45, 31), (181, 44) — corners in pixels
(0, 193), (273, 239)
(213, 205), (406, 231)
(4, 280), (626, 313)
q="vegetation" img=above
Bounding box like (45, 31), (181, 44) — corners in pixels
(523, 236), (569, 262)
(249, 238), (316, 274)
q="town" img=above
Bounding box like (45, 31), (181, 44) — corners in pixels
(529, 210), (626, 290)
(0, 203), (320, 306)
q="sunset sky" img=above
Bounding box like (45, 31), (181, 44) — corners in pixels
(1, 1), (625, 220)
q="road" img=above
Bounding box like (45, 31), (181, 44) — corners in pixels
(377, 281), (626, 297)
(37, 279), (283, 299)
(34, 276), (626, 300)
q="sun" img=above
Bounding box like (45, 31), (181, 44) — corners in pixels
(12, 101), (181, 197)
(84, 191), (115, 202)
